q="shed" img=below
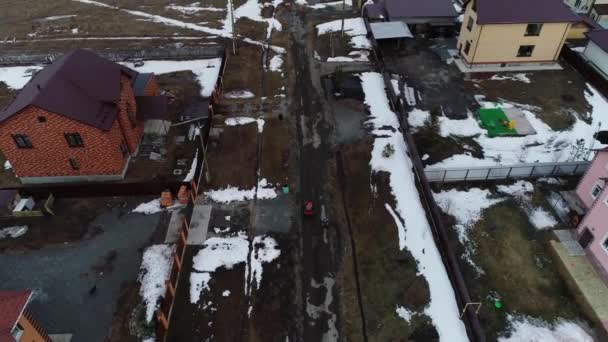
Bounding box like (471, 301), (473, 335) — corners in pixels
(583, 30), (608, 79)
(369, 21), (414, 40)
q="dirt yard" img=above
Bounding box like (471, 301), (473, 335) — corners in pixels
(436, 182), (599, 340)
(0, 196), (150, 253)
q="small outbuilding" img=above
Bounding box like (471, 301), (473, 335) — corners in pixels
(581, 30), (608, 80)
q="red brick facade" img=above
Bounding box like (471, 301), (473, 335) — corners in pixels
(0, 74), (155, 179)
(143, 76), (159, 96)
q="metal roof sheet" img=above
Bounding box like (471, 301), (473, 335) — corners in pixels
(370, 21), (414, 39)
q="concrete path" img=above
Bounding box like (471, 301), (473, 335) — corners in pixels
(165, 210), (184, 243)
(551, 240), (608, 332)
(187, 204), (212, 245)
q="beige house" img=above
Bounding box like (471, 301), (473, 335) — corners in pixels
(457, 0), (581, 71)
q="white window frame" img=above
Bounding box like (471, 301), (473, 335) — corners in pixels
(601, 233), (608, 256)
(11, 323), (24, 341)
(591, 182), (603, 199)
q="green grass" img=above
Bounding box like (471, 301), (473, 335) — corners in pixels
(477, 108), (518, 137)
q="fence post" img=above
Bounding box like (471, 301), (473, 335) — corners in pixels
(485, 168), (491, 180)
(551, 164), (558, 177)
(573, 163), (580, 175)
(506, 166), (513, 179)
(530, 166), (536, 178)
(464, 169), (470, 181)
(442, 170), (447, 182)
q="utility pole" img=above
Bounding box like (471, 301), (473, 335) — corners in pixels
(230, 0), (237, 55)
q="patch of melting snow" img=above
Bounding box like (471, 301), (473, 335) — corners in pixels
(497, 180), (558, 230)
(327, 50), (370, 63)
(407, 108), (431, 129)
(122, 59), (222, 98)
(499, 315), (594, 342)
(0, 66), (44, 89)
(42, 14), (77, 20)
(490, 73), (531, 83)
(139, 244), (176, 322)
(224, 90), (255, 99)
(183, 149), (198, 182)
(214, 227), (231, 234)
(268, 54), (284, 72)
(427, 86), (608, 169)
(0, 226), (28, 239)
(316, 18), (371, 51)
(396, 306), (415, 323)
(205, 178), (277, 203)
(132, 199), (182, 215)
(222, 290), (231, 297)
(189, 232), (280, 304)
(360, 72), (469, 341)
(306, 277), (338, 340)
(225, 117), (265, 133)
(4, 160), (11, 170)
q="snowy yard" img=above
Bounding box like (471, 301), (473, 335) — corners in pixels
(359, 72), (468, 341)
(412, 84), (608, 169)
(433, 180), (596, 340)
(315, 18), (372, 63)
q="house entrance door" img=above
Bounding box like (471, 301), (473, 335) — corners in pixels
(579, 228), (594, 249)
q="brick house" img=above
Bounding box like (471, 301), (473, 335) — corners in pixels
(0, 49), (166, 184)
(0, 290), (51, 342)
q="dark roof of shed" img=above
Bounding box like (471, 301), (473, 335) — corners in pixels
(0, 49), (137, 131)
(595, 3), (608, 15)
(587, 30), (608, 53)
(364, 3), (386, 19)
(0, 290), (31, 341)
(384, 0), (457, 19)
(474, 0), (580, 24)
(136, 96), (168, 120)
(133, 73), (153, 96)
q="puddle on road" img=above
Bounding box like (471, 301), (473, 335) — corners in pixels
(306, 276), (338, 342)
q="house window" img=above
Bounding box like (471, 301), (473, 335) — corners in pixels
(11, 323), (24, 340)
(12, 134), (32, 149)
(467, 17), (474, 31)
(592, 183), (603, 199)
(65, 133), (84, 147)
(603, 235), (608, 253)
(37, 116), (47, 123)
(517, 45), (535, 57)
(120, 142), (129, 158)
(69, 158), (79, 170)
(127, 103), (136, 128)
(575, 0), (582, 7)
(525, 24), (543, 36)
(464, 41), (471, 55)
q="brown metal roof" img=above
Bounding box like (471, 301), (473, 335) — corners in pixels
(474, 0), (580, 24)
(0, 49), (137, 131)
(384, 0), (457, 19)
(587, 29), (608, 53)
(0, 290), (31, 341)
(595, 4), (608, 15)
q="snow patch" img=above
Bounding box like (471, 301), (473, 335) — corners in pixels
(225, 117), (265, 132)
(490, 73), (531, 83)
(0, 226), (28, 239)
(205, 178), (277, 203)
(122, 58), (222, 98)
(499, 315), (593, 342)
(224, 90), (255, 99)
(360, 72), (469, 341)
(408, 108), (431, 128)
(396, 306), (415, 323)
(138, 244), (175, 322)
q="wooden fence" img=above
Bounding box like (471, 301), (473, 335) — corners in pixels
(155, 217), (190, 342)
(0, 46), (225, 66)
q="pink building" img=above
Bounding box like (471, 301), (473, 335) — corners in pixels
(575, 149), (608, 282)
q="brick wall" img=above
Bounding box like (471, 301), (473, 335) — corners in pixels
(117, 75), (144, 154)
(0, 107), (128, 178)
(144, 75), (159, 96)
